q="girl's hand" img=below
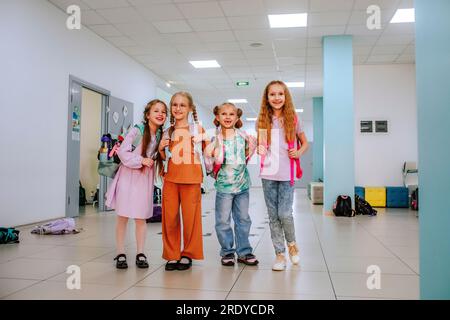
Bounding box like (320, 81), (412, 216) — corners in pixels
(257, 145), (267, 156)
(288, 149), (301, 159)
(142, 158), (154, 167)
(158, 138), (170, 152)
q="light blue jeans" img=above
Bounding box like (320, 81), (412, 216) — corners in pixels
(261, 179), (296, 254)
(215, 189), (253, 257)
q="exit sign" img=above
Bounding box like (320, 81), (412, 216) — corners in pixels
(236, 81), (250, 87)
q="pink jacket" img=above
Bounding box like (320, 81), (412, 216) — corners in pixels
(105, 127), (157, 219)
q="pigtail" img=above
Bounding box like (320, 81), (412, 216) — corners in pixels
(213, 106), (220, 127)
(192, 104), (199, 124)
(235, 108), (243, 129)
(168, 113), (175, 139)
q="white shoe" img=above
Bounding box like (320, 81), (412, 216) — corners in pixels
(288, 242), (300, 265)
(272, 253), (287, 271)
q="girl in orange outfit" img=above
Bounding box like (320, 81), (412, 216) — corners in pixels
(158, 91), (208, 271)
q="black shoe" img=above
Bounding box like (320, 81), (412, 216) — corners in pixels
(237, 253), (259, 266)
(221, 253), (236, 266)
(136, 253), (149, 269)
(177, 256), (192, 271)
(114, 254), (128, 269)
(165, 260), (178, 271)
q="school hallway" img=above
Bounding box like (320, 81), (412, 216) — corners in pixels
(0, 188), (419, 300)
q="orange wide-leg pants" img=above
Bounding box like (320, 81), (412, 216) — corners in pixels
(162, 181), (204, 260)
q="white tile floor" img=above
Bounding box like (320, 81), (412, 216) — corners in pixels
(0, 188), (419, 300)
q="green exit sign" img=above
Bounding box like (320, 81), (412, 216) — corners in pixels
(236, 81), (250, 87)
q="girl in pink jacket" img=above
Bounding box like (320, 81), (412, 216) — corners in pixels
(106, 100), (167, 269)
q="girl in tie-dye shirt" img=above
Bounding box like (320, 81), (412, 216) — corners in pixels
(204, 102), (258, 267)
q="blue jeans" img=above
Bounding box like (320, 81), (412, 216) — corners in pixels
(215, 189), (253, 257)
(261, 179), (296, 254)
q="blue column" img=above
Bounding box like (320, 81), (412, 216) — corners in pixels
(416, 0), (450, 300)
(313, 97), (323, 182)
(322, 36), (354, 212)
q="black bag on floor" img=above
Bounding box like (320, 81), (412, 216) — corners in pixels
(0, 227), (20, 244)
(79, 181), (86, 206)
(355, 195), (377, 216)
(333, 195), (355, 217)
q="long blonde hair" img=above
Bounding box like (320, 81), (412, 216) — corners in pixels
(257, 80), (296, 146)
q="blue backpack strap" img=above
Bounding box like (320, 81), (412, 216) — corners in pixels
(155, 128), (162, 143)
(135, 124), (163, 145)
(134, 123), (145, 135)
(132, 124), (145, 147)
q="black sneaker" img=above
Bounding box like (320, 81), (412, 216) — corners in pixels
(221, 253), (235, 266)
(136, 253), (149, 269)
(114, 254), (128, 269)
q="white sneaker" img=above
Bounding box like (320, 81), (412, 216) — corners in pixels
(288, 242), (300, 265)
(272, 253), (287, 271)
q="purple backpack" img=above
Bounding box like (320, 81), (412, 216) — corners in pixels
(147, 205), (162, 223)
(31, 218), (80, 235)
(147, 187), (162, 223)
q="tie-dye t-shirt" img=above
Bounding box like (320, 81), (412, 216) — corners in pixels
(214, 134), (251, 194)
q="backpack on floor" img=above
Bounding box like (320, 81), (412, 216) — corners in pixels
(333, 195), (355, 217)
(31, 218), (81, 235)
(355, 194), (377, 216)
(0, 227), (20, 244)
(79, 181), (87, 206)
(147, 186), (162, 223)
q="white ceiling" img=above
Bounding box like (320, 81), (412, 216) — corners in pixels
(48, 0), (416, 120)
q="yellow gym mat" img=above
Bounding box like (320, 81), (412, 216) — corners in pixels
(365, 187), (386, 207)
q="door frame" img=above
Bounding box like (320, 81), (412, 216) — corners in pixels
(66, 75), (111, 217)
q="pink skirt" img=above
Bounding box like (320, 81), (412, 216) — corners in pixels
(105, 165), (154, 219)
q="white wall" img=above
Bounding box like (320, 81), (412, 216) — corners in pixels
(354, 64), (418, 187)
(156, 87), (173, 108)
(299, 98), (314, 141)
(0, 0), (164, 227)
